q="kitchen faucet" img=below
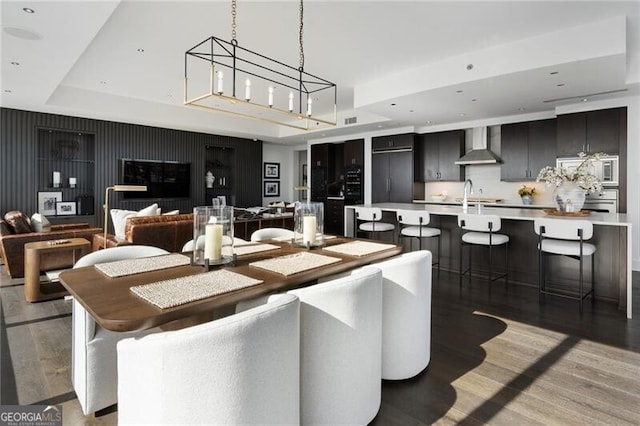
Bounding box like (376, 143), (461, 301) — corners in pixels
(462, 179), (473, 212)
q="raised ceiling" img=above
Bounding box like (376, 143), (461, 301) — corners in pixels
(1, 1), (638, 144)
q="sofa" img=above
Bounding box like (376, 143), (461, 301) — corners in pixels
(0, 220), (102, 279)
(92, 213), (193, 253)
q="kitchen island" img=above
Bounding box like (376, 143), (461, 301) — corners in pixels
(345, 203), (632, 318)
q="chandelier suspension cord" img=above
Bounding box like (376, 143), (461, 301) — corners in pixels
(231, 0), (237, 42)
(299, 0), (304, 70)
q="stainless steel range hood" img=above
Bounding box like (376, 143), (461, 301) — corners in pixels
(455, 127), (502, 165)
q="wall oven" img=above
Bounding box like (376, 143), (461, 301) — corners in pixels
(584, 189), (618, 213)
(556, 155), (619, 187)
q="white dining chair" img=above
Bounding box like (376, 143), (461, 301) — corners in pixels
(117, 293), (300, 425)
(250, 227), (294, 242)
(534, 218), (596, 313)
(72, 245), (169, 416)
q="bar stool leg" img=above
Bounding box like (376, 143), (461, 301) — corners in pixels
(459, 241), (464, 288)
(437, 234), (441, 278)
(579, 252), (584, 314)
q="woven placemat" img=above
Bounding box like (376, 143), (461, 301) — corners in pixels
(233, 242), (281, 256)
(95, 253), (190, 278)
(130, 269), (263, 309)
(322, 241), (396, 257)
(249, 252), (341, 276)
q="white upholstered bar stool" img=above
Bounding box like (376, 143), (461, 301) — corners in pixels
(396, 209), (441, 270)
(354, 206), (395, 242)
(534, 218), (595, 313)
(458, 214), (509, 288)
(250, 227), (294, 242)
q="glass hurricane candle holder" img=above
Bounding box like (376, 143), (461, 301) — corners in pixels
(293, 201), (324, 248)
(192, 205), (235, 268)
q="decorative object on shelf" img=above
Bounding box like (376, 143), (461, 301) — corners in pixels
(264, 181), (280, 197)
(517, 185), (536, 205)
(537, 151), (605, 212)
(206, 171), (214, 188)
(264, 162), (280, 179)
(192, 206), (235, 269)
(103, 185), (148, 249)
(183, 0), (337, 131)
(56, 201), (77, 216)
(38, 191), (62, 216)
(293, 201), (324, 248)
(52, 171), (61, 188)
(69, 177), (77, 188)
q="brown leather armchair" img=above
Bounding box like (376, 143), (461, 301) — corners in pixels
(0, 221), (102, 278)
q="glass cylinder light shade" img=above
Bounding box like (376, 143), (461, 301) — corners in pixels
(192, 206), (234, 267)
(293, 201), (324, 248)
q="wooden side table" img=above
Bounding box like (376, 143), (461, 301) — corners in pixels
(24, 238), (91, 302)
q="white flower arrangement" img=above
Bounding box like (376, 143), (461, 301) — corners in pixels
(536, 152), (605, 194)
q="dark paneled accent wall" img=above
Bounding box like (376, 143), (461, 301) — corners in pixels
(0, 108), (263, 228)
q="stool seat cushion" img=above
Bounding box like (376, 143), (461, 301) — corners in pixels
(462, 232), (509, 246)
(400, 226), (441, 238)
(540, 239), (596, 256)
(359, 222), (395, 232)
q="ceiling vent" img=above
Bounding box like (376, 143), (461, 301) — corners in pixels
(344, 116), (357, 125)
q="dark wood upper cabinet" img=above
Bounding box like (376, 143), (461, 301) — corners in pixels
(501, 119), (556, 181)
(557, 108), (622, 156)
(415, 130), (465, 182)
(371, 133), (414, 151)
(343, 138), (364, 167)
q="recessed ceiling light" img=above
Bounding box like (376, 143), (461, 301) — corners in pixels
(459, 113), (466, 117)
(4, 89), (12, 93)
(471, 98), (477, 102)
(100, 81), (107, 84)
(582, 98), (588, 102)
(518, 107), (526, 111)
(22, 7), (35, 13)
(550, 71), (559, 75)
(10, 61), (19, 66)
(390, 103), (396, 106)
(426, 120), (432, 124)
(456, 90), (463, 94)
(377, 125), (383, 128)
(137, 48), (145, 53)
(466, 64), (473, 70)
(557, 83), (565, 87)
(409, 109), (414, 113)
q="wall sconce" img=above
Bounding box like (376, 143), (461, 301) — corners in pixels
(103, 185), (147, 249)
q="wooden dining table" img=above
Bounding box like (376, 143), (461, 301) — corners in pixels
(59, 237), (403, 332)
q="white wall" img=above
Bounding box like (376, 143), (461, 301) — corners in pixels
(261, 142), (298, 206)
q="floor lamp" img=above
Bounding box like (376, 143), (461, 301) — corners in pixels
(103, 185), (147, 249)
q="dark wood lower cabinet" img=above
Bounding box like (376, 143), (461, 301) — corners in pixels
(325, 199), (345, 236)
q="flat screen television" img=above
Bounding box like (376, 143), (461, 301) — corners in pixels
(119, 159), (191, 199)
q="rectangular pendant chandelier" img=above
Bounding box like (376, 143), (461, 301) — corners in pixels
(184, 36), (337, 131)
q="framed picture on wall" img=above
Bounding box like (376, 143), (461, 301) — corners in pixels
(264, 181), (280, 197)
(56, 201), (77, 216)
(264, 162), (280, 179)
(37, 191), (62, 216)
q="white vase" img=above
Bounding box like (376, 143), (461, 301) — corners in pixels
(553, 181), (585, 212)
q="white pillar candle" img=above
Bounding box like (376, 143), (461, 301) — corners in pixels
(217, 71), (224, 94)
(303, 214), (317, 244)
(245, 78), (251, 101)
(204, 217), (223, 261)
(53, 171), (61, 187)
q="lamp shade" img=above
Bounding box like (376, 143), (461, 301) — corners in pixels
(112, 185), (147, 192)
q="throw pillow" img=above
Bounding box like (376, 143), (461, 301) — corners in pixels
(30, 213), (51, 232)
(3, 211), (32, 234)
(110, 203), (159, 238)
(162, 209), (180, 215)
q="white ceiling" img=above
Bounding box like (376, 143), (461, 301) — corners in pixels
(1, 1), (639, 145)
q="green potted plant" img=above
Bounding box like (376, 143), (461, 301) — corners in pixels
(518, 185), (536, 205)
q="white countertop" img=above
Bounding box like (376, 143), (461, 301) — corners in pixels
(413, 199), (557, 209)
(346, 202), (630, 227)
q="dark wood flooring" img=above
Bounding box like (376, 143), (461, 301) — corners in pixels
(2, 263), (639, 425)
